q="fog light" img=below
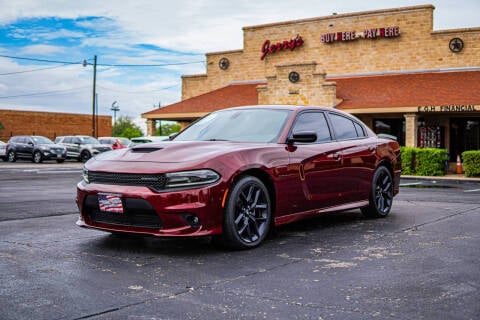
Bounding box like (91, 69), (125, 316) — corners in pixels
(182, 214), (200, 228)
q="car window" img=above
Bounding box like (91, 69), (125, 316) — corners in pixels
(63, 137), (72, 143)
(329, 113), (359, 140)
(32, 136), (53, 144)
(354, 122), (366, 137)
(291, 112), (332, 143)
(79, 137), (99, 144)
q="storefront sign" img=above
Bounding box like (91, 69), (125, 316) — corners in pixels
(321, 26), (400, 43)
(417, 105), (478, 112)
(261, 34), (304, 60)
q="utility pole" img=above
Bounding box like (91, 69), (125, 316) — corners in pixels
(92, 55), (97, 138)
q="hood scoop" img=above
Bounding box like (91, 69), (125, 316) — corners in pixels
(131, 147), (163, 153)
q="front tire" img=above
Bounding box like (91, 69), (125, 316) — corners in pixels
(361, 166), (393, 218)
(80, 150), (91, 162)
(222, 176), (271, 249)
(33, 151), (43, 163)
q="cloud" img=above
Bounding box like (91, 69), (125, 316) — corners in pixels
(21, 44), (66, 55)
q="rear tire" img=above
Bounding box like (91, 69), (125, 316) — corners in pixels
(222, 176), (271, 250)
(361, 166), (393, 218)
(7, 151), (16, 162)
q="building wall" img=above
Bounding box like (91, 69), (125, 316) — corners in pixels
(182, 5), (480, 100)
(0, 110), (112, 142)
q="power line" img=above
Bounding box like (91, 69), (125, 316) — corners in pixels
(0, 63), (73, 76)
(0, 54), (82, 65)
(0, 86), (90, 99)
(96, 83), (180, 94)
(0, 54), (205, 67)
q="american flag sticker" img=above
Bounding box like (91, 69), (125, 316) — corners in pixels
(98, 193), (124, 213)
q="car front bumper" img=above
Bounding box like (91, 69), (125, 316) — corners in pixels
(76, 181), (226, 237)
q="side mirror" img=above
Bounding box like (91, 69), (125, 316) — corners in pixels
(287, 131), (317, 144)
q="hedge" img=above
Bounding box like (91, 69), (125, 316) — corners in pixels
(400, 147), (448, 176)
(462, 150), (480, 177)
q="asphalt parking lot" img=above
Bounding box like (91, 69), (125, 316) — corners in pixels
(0, 162), (479, 320)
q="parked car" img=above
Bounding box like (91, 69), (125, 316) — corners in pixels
(0, 141), (7, 161)
(98, 137), (131, 150)
(129, 136), (169, 146)
(56, 135), (112, 162)
(6, 135), (67, 163)
(77, 105), (401, 249)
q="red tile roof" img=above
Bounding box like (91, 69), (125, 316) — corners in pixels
(333, 70), (480, 109)
(142, 82), (261, 118)
(143, 70), (480, 119)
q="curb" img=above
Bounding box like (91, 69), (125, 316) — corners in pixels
(401, 174), (480, 184)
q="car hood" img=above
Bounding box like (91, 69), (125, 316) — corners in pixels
(85, 141), (278, 172)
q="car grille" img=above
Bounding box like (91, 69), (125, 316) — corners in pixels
(87, 171), (167, 191)
(83, 195), (162, 229)
(95, 147), (111, 152)
(51, 148), (64, 154)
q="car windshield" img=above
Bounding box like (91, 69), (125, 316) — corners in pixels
(174, 108), (292, 143)
(79, 137), (99, 144)
(117, 138), (130, 146)
(32, 136), (53, 144)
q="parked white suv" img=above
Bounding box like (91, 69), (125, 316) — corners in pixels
(55, 135), (112, 162)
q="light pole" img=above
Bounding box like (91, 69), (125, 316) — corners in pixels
(111, 101), (120, 125)
(83, 55), (97, 138)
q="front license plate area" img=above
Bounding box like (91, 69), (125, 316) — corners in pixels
(98, 193), (124, 213)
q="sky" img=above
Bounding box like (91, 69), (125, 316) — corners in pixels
(0, 0), (479, 133)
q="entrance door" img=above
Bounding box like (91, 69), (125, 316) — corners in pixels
(450, 118), (480, 160)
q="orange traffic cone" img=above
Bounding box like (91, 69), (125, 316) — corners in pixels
(455, 155), (463, 174)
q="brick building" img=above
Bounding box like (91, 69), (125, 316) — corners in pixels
(142, 4), (480, 161)
(0, 109), (112, 142)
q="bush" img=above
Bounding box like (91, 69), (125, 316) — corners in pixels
(415, 148), (448, 176)
(400, 147), (448, 176)
(462, 150), (480, 177)
(400, 146), (416, 175)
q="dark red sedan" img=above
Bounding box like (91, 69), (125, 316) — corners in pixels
(76, 105), (401, 249)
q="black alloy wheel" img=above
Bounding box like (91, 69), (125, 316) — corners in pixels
(223, 176), (271, 249)
(33, 151), (43, 163)
(361, 166), (393, 218)
(80, 150), (91, 162)
(7, 151), (16, 162)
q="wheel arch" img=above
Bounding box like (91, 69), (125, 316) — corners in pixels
(229, 168), (277, 217)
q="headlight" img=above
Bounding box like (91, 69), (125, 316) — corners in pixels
(164, 169), (220, 189)
(82, 168), (89, 183)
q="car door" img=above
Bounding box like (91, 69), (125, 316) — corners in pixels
(327, 112), (378, 202)
(285, 111), (346, 212)
(17, 137), (30, 158)
(24, 137), (35, 158)
(62, 137), (74, 158)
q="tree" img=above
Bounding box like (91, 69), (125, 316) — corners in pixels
(112, 116), (143, 139)
(156, 121), (181, 136)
